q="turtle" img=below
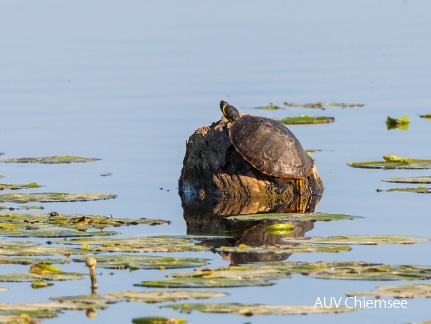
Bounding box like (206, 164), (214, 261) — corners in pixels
(220, 100), (317, 195)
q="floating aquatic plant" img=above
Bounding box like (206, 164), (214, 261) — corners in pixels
(382, 176), (431, 184)
(377, 187), (431, 194)
(278, 116), (334, 125)
(0, 193), (116, 203)
(282, 235), (429, 245)
(348, 155), (431, 169)
(226, 212), (362, 222)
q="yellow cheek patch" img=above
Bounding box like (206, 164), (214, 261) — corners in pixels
(222, 103), (228, 117)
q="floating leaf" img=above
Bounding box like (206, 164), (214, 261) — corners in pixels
(382, 176), (431, 184)
(309, 264), (431, 281)
(0, 213), (169, 229)
(255, 103), (283, 110)
(0, 228), (118, 238)
(162, 261), (431, 283)
(53, 236), (205, 253)
(29, 264), (63, 274)
(0, 302), (105, 318)
(0, 193), (116, 203)
(0, 183), (43, 190)
(284, 102), (364, 109)
(217, 243), (350, 254)
(162, 303), (358, 315)
(282, 235), (429, 245)
(0, 156), (100, 164)
(420, 114), (431, 119)
(136, 277), (274, 288)
(0, 244), (87, 257)
(347, 283), (431, 298)
(226, 212), (362, 222)
(0, 257), (67, 265)
(133, 317), (188, 324)
(278, 115), (334, 125)
(348, 155), (431, 169)
(386, 115), (409, 126)
(72, 255), (207, 270)
(52, 290), (226, 304)
(0, 272), (83, 282)
(379, 187), (431, 194)
(32, 281), (53, 289)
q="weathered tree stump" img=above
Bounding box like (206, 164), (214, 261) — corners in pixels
(178, 116), (323, 214)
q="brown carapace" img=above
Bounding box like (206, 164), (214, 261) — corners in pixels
(220, 100), (315, 195)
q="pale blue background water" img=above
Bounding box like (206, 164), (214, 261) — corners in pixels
(0, 1), (431, 323)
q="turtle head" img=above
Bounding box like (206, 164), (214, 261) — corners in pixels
(220, 100), (240, 122)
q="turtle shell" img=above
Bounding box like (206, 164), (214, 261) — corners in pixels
(229, 115), (313, 179)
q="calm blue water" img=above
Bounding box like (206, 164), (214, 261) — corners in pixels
(0, 1), (431, 323)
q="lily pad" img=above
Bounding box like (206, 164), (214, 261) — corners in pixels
(161, 261), (431, 283)
(309, 264), (431, 281)
(386, 116), (409, 131)
(0, 228), (118, 238)
(0, 193), (116, 203)
(0, 257), (68, 265)
(284, 102), (364, 109)
(0, 272), (83, 282)
(348, 155), (431, 169)
(136, 277), (274, 288)
(53, 236), (205, 253)
(52, 290), (227, 304)
(72, 255), (207, 270)
(32, 281), (53, 289)
(282, 235), (429, 245)
(0, 213), (169, 229)
(255, 103), (283, 110)
(420, 114), (431, 119)
(347, 283), (431, 298)
(217, 243), (351, 254)
(278, 115), (334, 125)
(378, 187), (431, 194)
(162, 303), (358, 315)
(0, 183), (42, 190)
(0, 302), (105, 318)
(382, 176), (431, 184)
(0, 244), (86, 257)
(133, 318), (188, 324)
(226, 212), (362, 222)
(0, 156), (99, 164)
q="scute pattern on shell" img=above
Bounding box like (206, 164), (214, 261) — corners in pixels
(229, 115), (313, 179)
